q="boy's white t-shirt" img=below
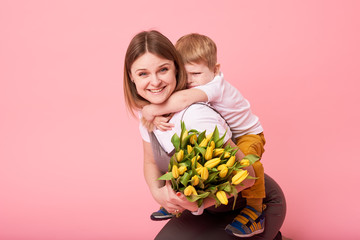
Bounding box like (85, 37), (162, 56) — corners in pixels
(139, 104), (232, 154)
(195, 72), (263, 139)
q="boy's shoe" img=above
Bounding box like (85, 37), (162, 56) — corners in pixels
(225, 205), (265, 237)
(150, 207), (173, 221)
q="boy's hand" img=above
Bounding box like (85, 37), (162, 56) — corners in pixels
(142, 105), (156, 122)
(153, 115), (174, 132)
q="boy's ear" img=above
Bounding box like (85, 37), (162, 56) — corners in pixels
(214, 63), (221, 75)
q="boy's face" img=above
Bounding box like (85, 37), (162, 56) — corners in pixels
(185, 62), (218, 88)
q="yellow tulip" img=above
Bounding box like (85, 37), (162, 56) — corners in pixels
(187, 145), (193, 154)
(191, 156), (200, 166)
(226, 156), (236, 167)
(176, 150), (184, 162)
(213, 148), (224, 157)
(172, 165), (179, 178)
(189, 134), (197, 145)
(205, 146), (214, 160)
(201, 167), (209, 180)
(240, 159), (250, 167)
(199, 138), (209, 147)
(191, 175), (199, 186)
(217, 164), (227, 170)
(216, 191), (228, 205)
(223, 152), (231, 158)
(182, 130), (188, 141)
(232, 169), (249, 185)
(184, 185), (198, 196)
(210, 140), (215, 149)
(196, 166), (209, 180)
(204, 158), (221, 169)
(217, 164), (228, 178)
(178, 166), (187, 175)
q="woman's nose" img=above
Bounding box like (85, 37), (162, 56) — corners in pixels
(150, 74), (161, 86)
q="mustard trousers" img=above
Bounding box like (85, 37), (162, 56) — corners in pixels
(235, 132), (266, 199)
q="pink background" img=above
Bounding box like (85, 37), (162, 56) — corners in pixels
(1, 0), (359, 239)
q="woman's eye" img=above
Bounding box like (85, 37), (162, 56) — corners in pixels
(160, 67), (169, 73)
(139, 72), (147, 77)
(193, 72), (201, 75)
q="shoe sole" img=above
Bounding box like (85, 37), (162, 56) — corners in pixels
(225, 228), (264, 238)
(150, 215), (173, 221)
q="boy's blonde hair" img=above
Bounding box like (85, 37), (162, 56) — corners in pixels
(175, 33), (217, 69)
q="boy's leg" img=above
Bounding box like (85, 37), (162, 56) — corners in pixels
(236, 133), (266, 211)
(225, 133), (266, 237)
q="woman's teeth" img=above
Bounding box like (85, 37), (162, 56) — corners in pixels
(149, 87), (164, 93)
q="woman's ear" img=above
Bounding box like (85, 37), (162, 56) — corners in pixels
(214, 63), (221, 75)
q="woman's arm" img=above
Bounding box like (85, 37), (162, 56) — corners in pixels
(143, 140), (198, 213)
(143, 140), (165, 195)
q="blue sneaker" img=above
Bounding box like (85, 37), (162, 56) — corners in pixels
(225, 205), (265, 237)
(150, 207), (173, 221)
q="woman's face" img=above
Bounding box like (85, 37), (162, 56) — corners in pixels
(130, 52), (177, 104)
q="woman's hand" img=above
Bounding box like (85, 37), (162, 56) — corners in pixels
(152, 181), (198, 214)
(165, 182), (198, 212)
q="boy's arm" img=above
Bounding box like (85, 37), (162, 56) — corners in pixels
(142, 88), (208, 122)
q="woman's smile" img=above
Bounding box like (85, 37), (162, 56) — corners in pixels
(131, 52), (177, 104)
(148, 86), (166, 93)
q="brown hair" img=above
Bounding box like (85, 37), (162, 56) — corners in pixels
(175, 33), (217, 69)
(123, 30), (187, 115)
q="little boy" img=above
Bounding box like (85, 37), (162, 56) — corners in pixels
(144, 33), (266, 238)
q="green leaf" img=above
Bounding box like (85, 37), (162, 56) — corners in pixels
(180, 172), (191, 187)
(246, 175), (258, 180)
(243, 154), (260, 165)
(179, 122), (187, 148)
(217, 181), (232, 192)
(181, 134), (193, 149)
(157, 172), (173, 180)
(197, 178), (205, 189)
(230, 185), (238, 210)
(185, 191), (210, 202)
(213, 125), (219, 142)
(197, 131), (206, 145)
(208, 193), (221, 208)
(171, 178), (179, 191)
(197, 198), (204, 207)
(215, 129), (227, 148)
(171, 133), (180, 152)
(189, 129), (199, 134)
(181, 121), (186, 134)
(194, 146), (206, 156)
(169, 154), (179, 172)
(204, 171), (219, 184)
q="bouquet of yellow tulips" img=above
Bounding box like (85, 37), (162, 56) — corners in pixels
(158, 122), (259, 209)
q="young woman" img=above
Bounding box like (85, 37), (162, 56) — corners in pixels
(123, 30), (286, 239)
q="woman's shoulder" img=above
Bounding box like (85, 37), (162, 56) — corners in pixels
(179, 103), (232, 140)
(181, 103), (221, 120)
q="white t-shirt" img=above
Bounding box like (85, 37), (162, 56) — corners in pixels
(139, 104), (232, 154)
(195, 72), (263, 139)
